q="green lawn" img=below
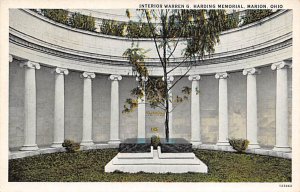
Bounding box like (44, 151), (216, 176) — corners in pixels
(9, 149), (291, 182)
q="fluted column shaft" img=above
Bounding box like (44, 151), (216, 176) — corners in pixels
(51, 68), (69, 148)
(188, 75), (201, 146)
(20, 61), (40, 151)
(136, 76), (148, 138)
(243, 68), (260, 149)
(80, 72), (95, 146)
(108, 75), (122, 145)
(271, 61), (291, 152)
(215, 72), (229, 146)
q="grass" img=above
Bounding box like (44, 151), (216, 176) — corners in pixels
(9, 149), (291, 182)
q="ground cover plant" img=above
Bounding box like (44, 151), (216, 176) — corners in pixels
(9, 149), (291, 182)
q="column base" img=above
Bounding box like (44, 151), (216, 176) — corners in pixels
(108, 140), (121, 148)
(20, 144), (39, 151)
(247, 143), (261, 149)
(273, 146), (291, 152)
(216, 141), (230, 146)
(50, 142), (63, 148)
(191, 141), (202, 147)
(80, 140), (94, 146)
(137, 134), (146, 139)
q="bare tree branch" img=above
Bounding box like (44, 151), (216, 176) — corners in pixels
(144, 10), (165, 68)
(166, 38), (181, 60)
(143, 77), (166, 107)
(166, 17), (189, 60)
(166, 56), (189, 75)
(168, 62), (194, 92)
(143, 102), (166, 111)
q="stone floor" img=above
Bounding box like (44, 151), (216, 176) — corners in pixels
(198, 144), (292, 159)
(9, 143), (292, 159)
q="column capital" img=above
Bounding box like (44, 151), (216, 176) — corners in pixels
(162, 76), (174, 82)
(20, 61), (40, 70)
(81, 72), (96, 79)
(271, 61), (292, 70)
(188, 75), (201, 81)
(136, 76), (148, 82)
(243, 68), (261, 76)
(9, 55), (13, 63)
(215, 72), (229, 79)
(54, 67), (69, 75)
(109, 74), (122, 81)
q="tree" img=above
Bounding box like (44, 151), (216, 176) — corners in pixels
(122, 9), (227, 141)
(241, 9), (274, 26)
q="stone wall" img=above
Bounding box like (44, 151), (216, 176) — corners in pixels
(92, 74), (111, 142)
(199, 75), (219, 143)
(9, 9), (292, 60)
(8, 9), (293, 150)
(9, 60), (292, 149)
(65, 70), (83, 143)
(36, 66), (54, 147)
(257, 66), (276, 147)
(119, 77), (138, 140)
(9, 60), (25, 149)
(228, 72), (247, 140)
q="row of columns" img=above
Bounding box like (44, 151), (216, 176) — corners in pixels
(16, 59), (124, 150)
(188, 61), (291, 152)
(12, 57), (291, 152)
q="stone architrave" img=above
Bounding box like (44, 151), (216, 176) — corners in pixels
(136, 76), (148, 139)
(108, 74), (122, 145)
(271, 61), (292, 152)
(20, 61), (40, 151)
(215, 72), (230, 146)
(243, 68), (260, 149)
(188, 75), (202, 146)
(80, 72), (96, 146)
(51, 68), (69, 148)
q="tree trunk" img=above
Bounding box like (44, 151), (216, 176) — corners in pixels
(165, 93), (169, 142)
(161, 11), (169, 142)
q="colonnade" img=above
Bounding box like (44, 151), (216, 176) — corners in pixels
(10, 56), (292, 152)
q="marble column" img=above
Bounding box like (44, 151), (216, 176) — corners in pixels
(188, 75), (202, 146)
(9, 55), (13, 153)
(271, 61), (292, 152)
(243, 68), (260, 149)
(215, 72), (230, 146)
(9, 54), (13, 63)
(166, 76), (174, 139)
(108, 74), (122, 145)
(136, 76), (148, 139)
(20, 61), (40, 151)
(51, 68), (69, 148)
(80, 72), (96, 146)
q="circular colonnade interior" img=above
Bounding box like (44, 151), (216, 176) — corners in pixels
(8, 9), (292, 159)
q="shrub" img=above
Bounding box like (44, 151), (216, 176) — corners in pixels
(241, 10), (274, 26)
(229, 138), (249, 153)
(41, 9), (69, 25)
(69, 12), (96, 32)
(222, 10), (240, 31)
(150, 135), (161, 149)
(62, 139), (80, 153)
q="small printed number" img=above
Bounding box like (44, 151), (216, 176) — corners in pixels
(279, 184), (292, 187)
